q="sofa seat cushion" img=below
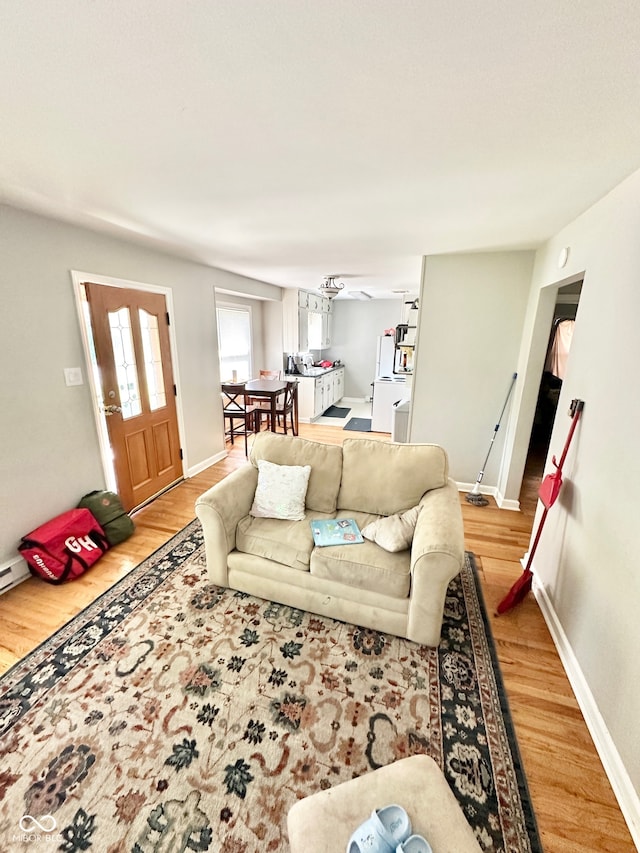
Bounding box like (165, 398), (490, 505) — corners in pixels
(236, 511), (329, 572)
(310, 511), (411, 599)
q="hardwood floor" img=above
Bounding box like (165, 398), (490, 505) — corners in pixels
(0, 425), (634, 851)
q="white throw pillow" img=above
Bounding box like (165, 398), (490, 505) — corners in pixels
(361, 505), (421, 553)
(250, 460), (312, 521)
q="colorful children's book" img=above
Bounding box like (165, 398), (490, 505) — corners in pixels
(310, 518), (364, 546)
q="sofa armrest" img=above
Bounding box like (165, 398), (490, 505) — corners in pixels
(407, 479), (465, 646)
(195, 464), (258, 586)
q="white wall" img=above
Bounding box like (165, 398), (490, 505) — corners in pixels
(514, 169), (640, 810)
(0, 204), (280, 564)
(326, 299), (405, 398)
(410, 252), (534, 487)
(263, 299), (284, 373)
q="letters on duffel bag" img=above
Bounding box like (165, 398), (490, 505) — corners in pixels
(76, 490), (135, 546)
(18, 508), (110, 583)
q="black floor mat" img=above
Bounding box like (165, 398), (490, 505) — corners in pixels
(323, 405), (351, 418)
(343, 417), (372, 432)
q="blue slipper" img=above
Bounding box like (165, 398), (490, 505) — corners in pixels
(396, 835), (433, 853)
(346, 804), (412, 853)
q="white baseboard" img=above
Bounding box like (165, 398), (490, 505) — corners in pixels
(341, 396), (368, 404)
(532, 574), (640, 848)
(187, 449), (227, 478)
(0, 556), (30, 595)
(495, 491), (520, 511)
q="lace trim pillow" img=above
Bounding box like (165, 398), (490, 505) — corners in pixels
(361, 505), (421, 552)
(250, 459), (312, 521)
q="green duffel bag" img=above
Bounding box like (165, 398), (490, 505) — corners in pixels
(77, 490), (135, 546)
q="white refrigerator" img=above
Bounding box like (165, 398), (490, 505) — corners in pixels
(375, 336), (395, 377)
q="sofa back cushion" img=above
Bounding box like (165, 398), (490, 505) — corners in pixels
(337, 440), (449, 516)
(250, 432), (343, 513)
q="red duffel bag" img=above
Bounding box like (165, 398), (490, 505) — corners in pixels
(18, 508), (110, 584)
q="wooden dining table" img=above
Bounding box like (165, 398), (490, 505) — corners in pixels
(244, 378), (298, 434)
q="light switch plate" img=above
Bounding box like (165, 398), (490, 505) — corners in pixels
(64, 367), (84, 386)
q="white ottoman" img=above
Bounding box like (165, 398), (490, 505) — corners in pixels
(287, 755), (482, 853)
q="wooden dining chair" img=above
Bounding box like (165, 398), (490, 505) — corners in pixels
(252, 369), (283, 430)
(262, 380), (298, 435)
(221, 383), (258, 457)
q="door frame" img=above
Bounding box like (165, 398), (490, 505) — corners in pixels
(496, 269), (584, 508)
(70, 270), (187, 498)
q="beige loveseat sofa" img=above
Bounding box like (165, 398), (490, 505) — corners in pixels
(195, 432), (464, 646)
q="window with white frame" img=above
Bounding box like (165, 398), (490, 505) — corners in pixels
(217, 305), (252, 382)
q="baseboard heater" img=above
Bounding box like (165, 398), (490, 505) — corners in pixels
(0, 556), (30, 595)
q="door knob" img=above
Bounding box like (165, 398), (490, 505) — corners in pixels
(103, 405), (122, 416)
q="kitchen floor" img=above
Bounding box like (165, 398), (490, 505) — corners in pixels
(313, 399), (375, 429)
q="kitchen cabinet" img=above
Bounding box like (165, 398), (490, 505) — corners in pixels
(333, 367), (344, 400)
(321, 373), (333, 410)
(298, 308), (309, 351)
(296, 376), (321, 422)
(314, 379), (324, 415)
(296, 367), (345, 422)
(305, 293), (318, 312)
(324, 368), (344, 409)
(283, 289), (300, 353)
(321, 311), (331, 348)
(283, 289), (333, 352)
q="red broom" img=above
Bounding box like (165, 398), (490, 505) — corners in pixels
(496, 398), (584, 615)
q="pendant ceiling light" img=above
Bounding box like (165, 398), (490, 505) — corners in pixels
(319, 275), (344, 299)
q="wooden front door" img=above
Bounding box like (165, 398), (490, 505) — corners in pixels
(85, 282), (182, 511)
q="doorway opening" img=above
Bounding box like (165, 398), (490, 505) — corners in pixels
(519, 280), (582, 510)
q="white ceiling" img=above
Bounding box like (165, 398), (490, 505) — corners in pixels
(2, 1), (640, 298)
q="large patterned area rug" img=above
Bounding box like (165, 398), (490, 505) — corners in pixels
(0, 521), (541, 853)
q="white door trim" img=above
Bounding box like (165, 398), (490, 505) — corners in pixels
(70, 270), (187, 494)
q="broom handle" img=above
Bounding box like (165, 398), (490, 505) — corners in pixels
(524, 505), (550, 572)
(476, 372), (518, 482)
(552, 399), (584, 472)
(497, 372), (519, 428)
(527, 400), (584, 571)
